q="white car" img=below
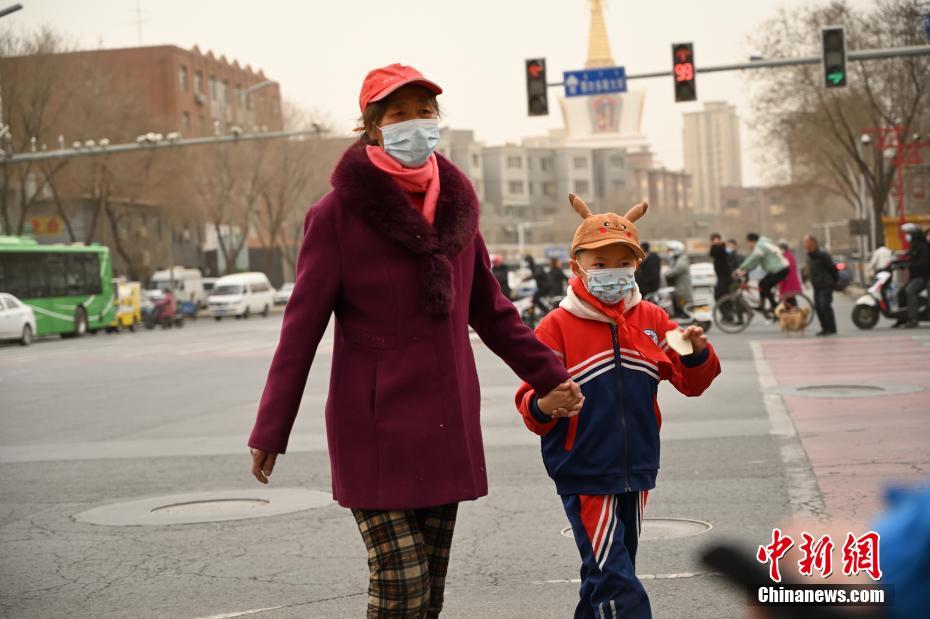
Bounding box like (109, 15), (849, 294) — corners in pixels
(208, 272), (275, 320)
(0, 293), (37, 345)
(273, 282), (295, 306)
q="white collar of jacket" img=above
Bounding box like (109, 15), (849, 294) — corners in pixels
(559, 284), (642, 323)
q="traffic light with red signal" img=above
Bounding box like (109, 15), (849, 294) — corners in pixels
(525, 58), (549, 116)
(672, 43), (696, 102)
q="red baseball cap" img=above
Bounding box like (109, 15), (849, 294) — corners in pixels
(358, 63), (442, 113)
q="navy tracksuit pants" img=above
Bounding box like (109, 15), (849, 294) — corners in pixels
(562, 492), (652, 619)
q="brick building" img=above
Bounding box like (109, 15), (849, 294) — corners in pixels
(1, 45), (295, 280)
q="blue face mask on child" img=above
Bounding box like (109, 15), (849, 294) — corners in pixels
(379, 118), (440, 167)
(580, 266), (636, 305)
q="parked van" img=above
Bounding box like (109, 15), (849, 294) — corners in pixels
(207, 272), (275, 320)
(150, 267), (206, 308)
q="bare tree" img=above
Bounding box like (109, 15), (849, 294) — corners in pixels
(750, 0), (930, 244)
(0, 25), (78, 234)
(189, 139), (269, 274)
(253, 101), (334, 277)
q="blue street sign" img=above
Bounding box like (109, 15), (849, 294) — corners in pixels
(563, 66), (627, 97)
(923, 12), (930, 41)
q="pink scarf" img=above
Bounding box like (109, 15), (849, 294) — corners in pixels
(366, 145), (440, 225)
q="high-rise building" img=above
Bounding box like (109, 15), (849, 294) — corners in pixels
(682, 101), (743, 214)
(438, 129), (484, 202)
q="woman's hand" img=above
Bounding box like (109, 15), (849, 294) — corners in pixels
(538, 380), (584, 418)
(251, 448), (278, 484)
(681, 325), (708, 355)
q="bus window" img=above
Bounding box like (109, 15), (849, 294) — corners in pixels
(65, 255), (87, 296)
(75, 254), (101, 294)
(45, 254), (66, 297)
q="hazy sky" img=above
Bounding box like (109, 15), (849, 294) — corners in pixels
(8, 0), (876, 186)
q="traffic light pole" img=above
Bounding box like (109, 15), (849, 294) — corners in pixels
(0, 128), (326, 166)
(544, 44), (930, 86)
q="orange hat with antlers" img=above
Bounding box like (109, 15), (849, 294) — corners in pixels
(568, 193), (648, 260)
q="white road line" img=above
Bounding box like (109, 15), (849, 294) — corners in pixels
(194, 606), (286, 619)
(536, 572), (718, 584)
(749, 341), (826, 521)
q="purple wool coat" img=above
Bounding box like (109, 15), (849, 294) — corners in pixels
(248, 143), (570, 510)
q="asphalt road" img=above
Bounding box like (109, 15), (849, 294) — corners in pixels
(0, 293), (925, 618)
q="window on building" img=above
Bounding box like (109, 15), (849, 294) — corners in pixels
(209, 76), (218, 100)
(221, 80), (229, 104)
(543, 182), (556, 196)
(574, 157), (588, 170)
(178, 65), (188, 91)
(506, 156), (522, 169)
(528, 182), (535, 195)
(540, 158), (553, 171)
(194, 71), (203, 94)
(471, 154), (479, 167)
(574, 180), (590, 194)
(236, 85), (245, 109)
(508, 180), (524, 194)
(181, 112), (190, 131)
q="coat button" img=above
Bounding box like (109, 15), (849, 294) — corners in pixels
(439, 424), (445, 429)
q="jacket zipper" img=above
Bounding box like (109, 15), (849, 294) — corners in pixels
(610, 324), (631, 492)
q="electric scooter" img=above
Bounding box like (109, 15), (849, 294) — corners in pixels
(852, 265), (929, 329)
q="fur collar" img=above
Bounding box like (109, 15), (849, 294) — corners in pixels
(331, 143), (480, 316)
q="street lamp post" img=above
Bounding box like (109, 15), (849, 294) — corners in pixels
(515, 219), (554, 257)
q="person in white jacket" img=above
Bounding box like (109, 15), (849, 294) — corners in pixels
(867, 244), (894, 279)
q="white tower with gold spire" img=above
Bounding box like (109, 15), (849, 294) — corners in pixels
(533, 0), (648, 150)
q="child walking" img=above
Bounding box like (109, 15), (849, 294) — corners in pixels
(515, 195), (722, 619)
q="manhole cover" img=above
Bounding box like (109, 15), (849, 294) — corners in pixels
(74, 488), (331, 526)
(767, 383), (923, 399)
(561, 518), (711, 541)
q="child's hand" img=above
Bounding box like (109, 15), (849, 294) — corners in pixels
(538, 380), (584, 418)
(681, 325), (708, 355)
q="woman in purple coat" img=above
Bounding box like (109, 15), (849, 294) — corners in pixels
(247, 64), (581, 618)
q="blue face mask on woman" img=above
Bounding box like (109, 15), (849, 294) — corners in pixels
(379, 118), (440, 167)
(580, 266), (636, 305)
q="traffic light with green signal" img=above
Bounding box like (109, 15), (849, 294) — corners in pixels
(822, 27), (847, 89)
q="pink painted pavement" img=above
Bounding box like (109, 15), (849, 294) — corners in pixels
(760, 335), (930, 528)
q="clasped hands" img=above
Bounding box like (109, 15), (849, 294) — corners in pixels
(537, 380), (585, 419)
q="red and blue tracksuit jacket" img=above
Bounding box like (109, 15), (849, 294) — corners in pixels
(516, 279), (721, 497)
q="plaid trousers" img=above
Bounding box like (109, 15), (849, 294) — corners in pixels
(352, 503), (459, 619)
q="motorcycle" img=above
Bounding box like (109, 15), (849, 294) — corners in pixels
(141, 298), (185, 330)
(645, 286), (713, 332)
(852, 265), (929, 329)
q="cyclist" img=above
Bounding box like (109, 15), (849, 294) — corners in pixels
(733, 233), (789, 317)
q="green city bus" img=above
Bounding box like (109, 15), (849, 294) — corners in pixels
(0, 236), (116, 336)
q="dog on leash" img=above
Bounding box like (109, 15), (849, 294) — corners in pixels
(774, 302), (810, 335)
